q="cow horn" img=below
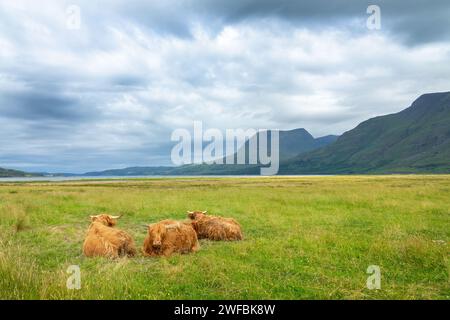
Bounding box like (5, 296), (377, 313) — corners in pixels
(202, 210), (207, 214)
(187, 211), (194, 214)
(110, 215), (122, 219)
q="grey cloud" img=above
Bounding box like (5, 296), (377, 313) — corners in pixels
(111, 0), (450, 45)
(203, 0), (450, 45)
(110, 75), (148, 88)
(1, 1), (450, 172)
(0, 91), (86, 121)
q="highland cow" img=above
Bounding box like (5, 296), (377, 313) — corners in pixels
(142, 219), (200, 257)
(83, 214), (136, 258)
(187, 211), (243, 241)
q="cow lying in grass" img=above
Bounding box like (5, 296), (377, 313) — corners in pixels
(83, 214), (136, 258)
(142, 219), (200, 257)
(187, 211), (243, 241)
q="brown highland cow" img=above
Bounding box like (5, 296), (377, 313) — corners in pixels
(142, 219), (200, 257)
(187, 211), (243, 241)
(83, 214), (136, 258)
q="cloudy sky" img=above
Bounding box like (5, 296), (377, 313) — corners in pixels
(1, 0), (450, 173)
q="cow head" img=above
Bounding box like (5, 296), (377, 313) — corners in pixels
(147, 223), (166, 249)
(90, 214), (121, 227)
(147, 222), (179, 249)
(187, 210), (207, 220)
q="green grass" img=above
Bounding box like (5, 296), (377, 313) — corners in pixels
(0, 175), (449, 300)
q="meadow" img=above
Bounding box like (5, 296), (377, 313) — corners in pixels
(0, 175), (449, 300)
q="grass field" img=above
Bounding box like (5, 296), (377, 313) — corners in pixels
(0, 175), (449, 300)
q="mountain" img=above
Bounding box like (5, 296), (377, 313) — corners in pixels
(0, 167), (41, 177)
(281, 91), (450, 174)
(81, 129), (338, 176)
(223, 128), (338, 163)
(265, 129), (338, 161)
(82, 166), (176, 176)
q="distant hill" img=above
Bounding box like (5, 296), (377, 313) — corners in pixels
(238, 128), (338, 162)
(82, 166), (176, 176)
(82, 129), (338, 176)
(0, 167), (40, 177)
(281, 91), (450, 174)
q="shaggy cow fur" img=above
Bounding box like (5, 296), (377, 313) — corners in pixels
(83, 214), (136, 258)
(142, 219), (200, 257)
(187, 211), (243, 241)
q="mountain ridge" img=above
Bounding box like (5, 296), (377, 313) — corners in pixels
(0, 167), (41, 177)
(280, 91), (450, 174)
